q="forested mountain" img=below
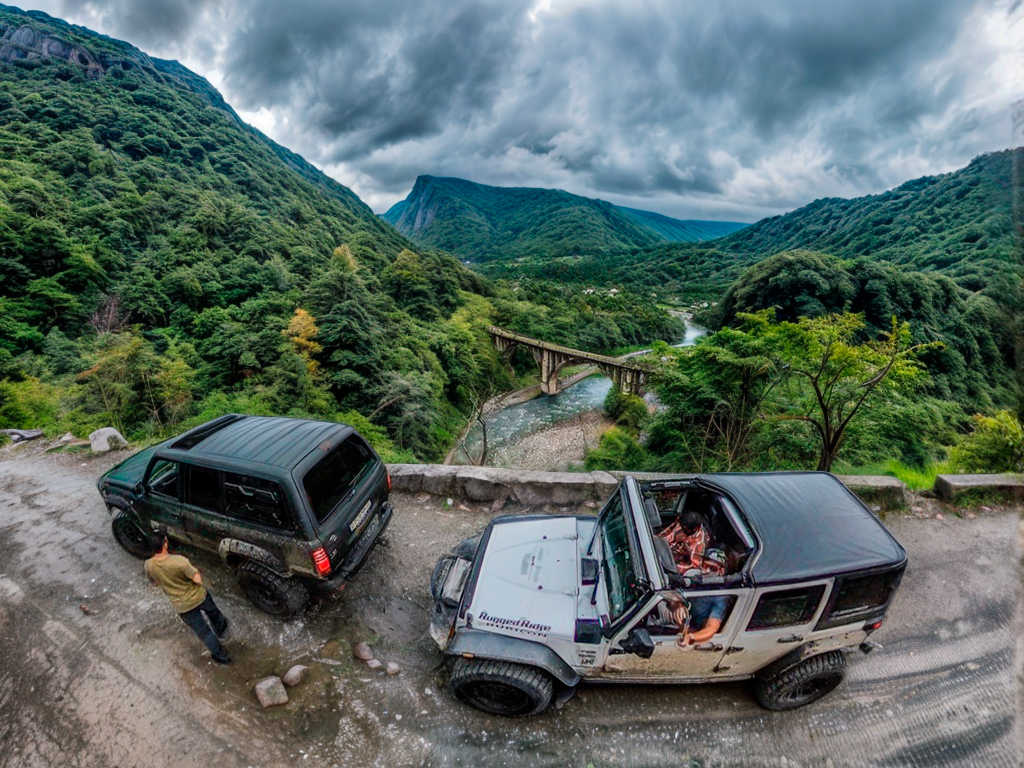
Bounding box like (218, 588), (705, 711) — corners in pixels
(616, 207), (746, 242)
(0, 5), (681, 457)
(504, 150), (1020, 300)
(381, 175), (746, 261)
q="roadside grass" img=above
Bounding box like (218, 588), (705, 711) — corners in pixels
(835, 459), (951, 491)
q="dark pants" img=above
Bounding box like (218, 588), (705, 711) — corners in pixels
(179, 593), (228, 660)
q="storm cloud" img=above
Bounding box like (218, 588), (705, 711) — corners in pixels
(22, 0), (1024, 220)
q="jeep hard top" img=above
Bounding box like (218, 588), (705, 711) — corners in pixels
(98, 413), (393, 616)
(430, 472), (906, 715)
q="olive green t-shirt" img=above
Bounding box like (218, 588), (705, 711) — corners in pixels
(145, 554), (206, 613)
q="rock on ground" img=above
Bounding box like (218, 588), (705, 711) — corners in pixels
(386, 662), (401, 676)
(282, 665), (308, 687)
(89, 427), (129, 453)
(254, 676), (288, 708)
(352, 641), (374, 661)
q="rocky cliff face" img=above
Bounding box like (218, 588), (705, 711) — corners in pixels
(0, 23), (105, 78)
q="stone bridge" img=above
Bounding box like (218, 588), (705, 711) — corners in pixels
(488, 326), (650, 395)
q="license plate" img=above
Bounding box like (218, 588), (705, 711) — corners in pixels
(349, 500), (374, 533)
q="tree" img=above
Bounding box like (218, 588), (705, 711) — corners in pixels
(748, 311), (939, 471)
(650, 325), (780, 471)
(282, 308), (322, 376)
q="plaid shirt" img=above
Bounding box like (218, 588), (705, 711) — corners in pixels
(657, 522), (724, 575)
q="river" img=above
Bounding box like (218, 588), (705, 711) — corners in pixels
(455, 319), (707, 464)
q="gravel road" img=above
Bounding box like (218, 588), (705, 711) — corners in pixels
(0, 447), (1020, 768)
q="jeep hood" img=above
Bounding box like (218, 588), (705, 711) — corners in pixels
(99, 445), (160, 490)
(465, 516), (580, 642)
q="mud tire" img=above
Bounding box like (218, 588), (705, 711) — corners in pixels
(236, 560), (309, 618)
(450, 658), (553, 716)
(111, 511), (151, 559)
(754, 651), (847, 711)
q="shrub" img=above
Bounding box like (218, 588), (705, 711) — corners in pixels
(583, 426), (649, 472)
(948, 411), (1024, 473)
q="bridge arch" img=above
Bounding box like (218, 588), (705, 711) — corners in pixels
(488, 326), (650, 396)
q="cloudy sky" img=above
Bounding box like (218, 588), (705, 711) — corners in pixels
(17, 0), (1024, 221)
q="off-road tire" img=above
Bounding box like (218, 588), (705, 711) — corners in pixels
(754, 651), (847, 711)
(236, 560), (309, 618)
(111, 511), (151, 559)
(450, 658), (553, 716)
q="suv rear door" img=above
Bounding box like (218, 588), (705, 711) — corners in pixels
(723, 579), (832, 675)
(299, 433), (386, 571)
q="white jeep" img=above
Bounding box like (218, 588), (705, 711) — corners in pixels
(429, 473), (906, 716)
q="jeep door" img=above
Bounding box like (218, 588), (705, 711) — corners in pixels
(719, 580), (832, 676)
(602, 589), (752, 680)
(141, 458), (189, 543)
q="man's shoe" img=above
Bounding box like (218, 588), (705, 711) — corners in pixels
(212, 653), (232, 665)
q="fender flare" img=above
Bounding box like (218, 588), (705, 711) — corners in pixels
(447, 628), (580, 688)
(217, 538), (290, 578)
(755, 643), (821, 681)
(102, 495), (132, 514)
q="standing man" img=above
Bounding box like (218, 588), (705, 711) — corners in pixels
(145, 530), (231, 664)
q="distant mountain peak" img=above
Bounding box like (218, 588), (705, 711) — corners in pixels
(381, 175), (748, 261)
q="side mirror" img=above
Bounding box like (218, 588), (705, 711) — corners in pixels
(133, 481), (146, 497)
(619, 627), (655, 659)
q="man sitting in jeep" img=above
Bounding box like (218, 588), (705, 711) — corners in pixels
(658, 511), (719, 574)
(655, 548), (730, 646)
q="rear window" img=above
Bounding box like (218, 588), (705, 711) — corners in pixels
(303, 435), (377, 524)
(816, 570), (901, 629)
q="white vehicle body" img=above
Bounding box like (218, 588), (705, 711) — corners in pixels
(430, 473), (906, 714)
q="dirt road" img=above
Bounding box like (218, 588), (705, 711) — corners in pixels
(0, 449), (1020, 767)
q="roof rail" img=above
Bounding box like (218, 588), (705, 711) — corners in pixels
(170, 413), (247, 450)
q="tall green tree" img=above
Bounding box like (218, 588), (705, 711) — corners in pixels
(748, 311), (938, 471)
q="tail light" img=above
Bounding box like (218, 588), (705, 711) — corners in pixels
(386, 473), (391, 492)
(865, 619), (883, 632)
(311, 547), (331, 576)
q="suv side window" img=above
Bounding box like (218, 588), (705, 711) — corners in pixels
(224, 473), (295, 532)
(746, 585), (826, 631)
(148, 460), (179, 499)
(184, 465), (220, 512)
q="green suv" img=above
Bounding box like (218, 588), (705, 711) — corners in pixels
(97, 414), (393, 617)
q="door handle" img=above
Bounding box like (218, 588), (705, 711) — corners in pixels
(693, 643), (724, 652)
(777, 634), (803, 644)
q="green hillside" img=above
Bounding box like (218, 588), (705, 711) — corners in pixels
(616, 206), (746, 242)
(0, 5), (684, 457)
(501, 150), (1020, 300)
(382, 175), (664, 261)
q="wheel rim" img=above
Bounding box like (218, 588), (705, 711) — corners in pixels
(461, 680), (534, 715)
(114, 517), (148, 553)
(243, 579), (286, 614)
(778, 673), (841, 707)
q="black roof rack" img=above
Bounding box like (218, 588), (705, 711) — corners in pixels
(170, 413), (247, 450)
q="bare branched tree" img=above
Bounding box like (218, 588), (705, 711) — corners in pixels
(89, 295), (125, 336)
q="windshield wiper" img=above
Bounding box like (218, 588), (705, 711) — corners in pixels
(590, 562), (602, 606)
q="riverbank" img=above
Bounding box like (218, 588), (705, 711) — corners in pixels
(488, 410), (613, 471)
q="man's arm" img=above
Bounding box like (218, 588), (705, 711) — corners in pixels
(684, 617), (721, 645)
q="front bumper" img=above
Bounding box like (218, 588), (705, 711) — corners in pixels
(312, 501), (394, 593)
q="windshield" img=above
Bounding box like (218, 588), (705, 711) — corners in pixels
(599, 492), (645, 623)
(302, 435), (377, 524)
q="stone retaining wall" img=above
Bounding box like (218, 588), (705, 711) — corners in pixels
(933, 473), (1024, 502)
(386, 464), (910, 510)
